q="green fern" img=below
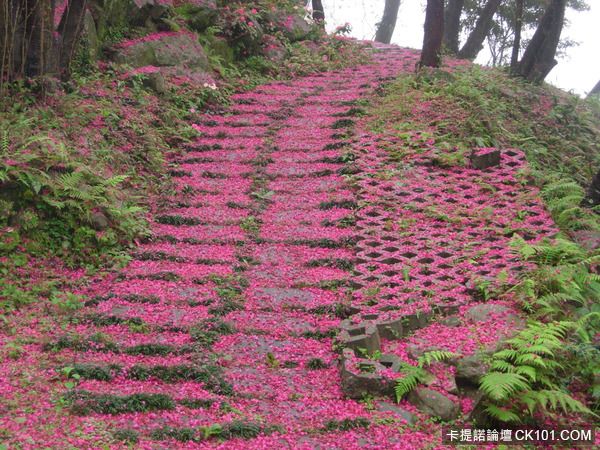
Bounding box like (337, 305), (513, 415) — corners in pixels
(394, 362), (427, 402)
(478, 321), (595, 424)
(417, 350), (459, 367)
(394, 351), (459, 402)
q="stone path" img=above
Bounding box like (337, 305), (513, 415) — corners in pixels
(16, 44), (558, 449)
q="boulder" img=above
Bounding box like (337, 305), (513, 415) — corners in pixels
(464, 304), (511, 323)
(408, 387), (459, 421)
(376, 402), (418, 425)
(280, 14), (312, 42)
(570, 230), (600, 252)
(470, 148), (501, 170)
(141, 71), (166, 94)
(181, 0), (219, 32)
(455, 354), (489, 386)
(265, 11), (312, 42)
(90, 211), (109, 231)
(113, 32), (209, 70)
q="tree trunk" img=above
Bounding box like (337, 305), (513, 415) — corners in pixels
(458, 0), (502, 60)
(517, 0), (567, 83)
(587, 79), (600, 98)
(585, 168), (600, 207)
(24, 0), (55, 77)
(420, 0), (444, 68)
(375, 0), (401, 44)
(312, 0), (325, 28)
(57, 0), (88, 79)
(510, 0), (524, 71)
(443, 0), (464, 54)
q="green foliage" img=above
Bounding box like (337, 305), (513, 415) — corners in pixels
(394, 351), (459, 401)
(150, 426), (197, 442)
(479, 321), (594, 424)
(509, 236), (600, 321)
(0, 118), (149, 268)
(541, 180), (599, 231)
(68, 391), (176, 415)
(112, 428), (139, 444)
(306, 358), (328, 370)
(220, 420), (262, 440)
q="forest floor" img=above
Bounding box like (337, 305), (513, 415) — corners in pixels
(0, 44), (597, 449)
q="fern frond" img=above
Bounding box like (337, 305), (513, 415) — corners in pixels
(417, 350), (459, 367)
(480, 372), (530, 401)
(485, 404), (521, 423)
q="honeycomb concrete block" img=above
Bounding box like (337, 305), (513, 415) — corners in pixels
(339, 324), (381, 356)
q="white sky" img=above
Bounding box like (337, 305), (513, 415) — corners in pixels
(320, 0), (599, 96)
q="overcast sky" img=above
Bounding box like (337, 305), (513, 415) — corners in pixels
(320, 0), (599, 96)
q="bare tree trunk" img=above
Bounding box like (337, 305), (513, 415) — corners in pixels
(420, 0), (444, 68)
(585, 168), (600, 207)
(375, 0), (401, 44)
(443, 0), (464, 54)
(510, 0), (524, 71)
(587, 79), (600, 98)
(312, 0), (325, 28)
(24, 0), (55, 77)
(517, 0), (567, 83)
(57, 0), (88, 79)
(458, 0), (502, 60)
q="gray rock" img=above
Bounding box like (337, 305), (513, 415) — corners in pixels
(440, 316), (462, 327)
(455, 354), (489, 386)
(465, 304), (511, 323)
(90, 211), (109, 230)
(408, 387), (459, 421)
(470, 149), (501, 169)
(376, 402), (418, 425)
(142, 71), (166, 94)
(407, 344), (442, 360)
(267, 11), (312, 42)
(570, 230), (600, 251)
(113, 32), (209, 70)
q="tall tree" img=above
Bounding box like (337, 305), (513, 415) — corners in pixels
(458, 0), (503, 60)
(510, 0), (524, 70)
(443, 0), (464, 54)
(517, 0), (567, 82)
(312, 0), (325, 28)
(23, 0), (55, 77)
(375, 0), (401, 44)
(420, 0), (444, 67)
(56, 0), (87, 78)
